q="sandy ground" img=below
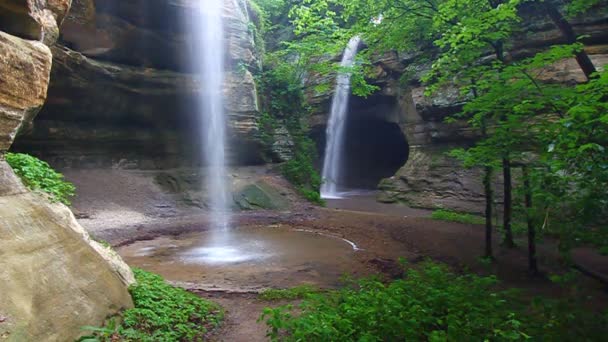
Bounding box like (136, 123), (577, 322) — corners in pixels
(66, 168), (607, 341)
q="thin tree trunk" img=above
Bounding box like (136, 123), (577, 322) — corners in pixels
(523, 166), (538, 274)
(484, 166), (494, 259)
(502, 157), (515, 247)
(543, 2), (597, 80)
(491, 39), (515, 249)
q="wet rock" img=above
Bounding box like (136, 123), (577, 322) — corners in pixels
(0, 0), (70, 44)
(234, 180), (290, 210)
(13, 0), (265, 167)
(271, 125), (294, 162)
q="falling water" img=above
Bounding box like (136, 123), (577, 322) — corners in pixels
(193, 0), (229, 232)
(321, 36), (362, 199)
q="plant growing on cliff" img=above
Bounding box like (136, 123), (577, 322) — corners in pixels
(79, 268), (223, 342)
(6, 152), (75, 205)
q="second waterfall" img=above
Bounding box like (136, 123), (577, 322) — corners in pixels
(321, 36), (362, 199)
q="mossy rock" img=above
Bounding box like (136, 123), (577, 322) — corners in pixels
(233, 180), (289, 210)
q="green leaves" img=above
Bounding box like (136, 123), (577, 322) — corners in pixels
(6, 153), (75, 205)
(431, 209), (485, 224)
(81, 269), (223, 342)
(259, 261), (608, 341)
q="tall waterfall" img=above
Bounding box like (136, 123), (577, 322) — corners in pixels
(321, 36), (361, 199)
(194, 0), (229, 231)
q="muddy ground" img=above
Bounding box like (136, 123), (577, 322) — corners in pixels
(68, 168), (607, 342)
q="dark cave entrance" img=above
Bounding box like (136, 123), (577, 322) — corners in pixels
(313, 115), (409, 191)
(340, 118), (409, 189)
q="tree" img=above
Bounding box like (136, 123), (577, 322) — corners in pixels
(277, 0), (608, 268)
(537, 0), (599, 80)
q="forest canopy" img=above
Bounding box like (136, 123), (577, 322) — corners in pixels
(252, 0), (608, 269)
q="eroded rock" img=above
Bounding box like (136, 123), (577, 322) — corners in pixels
(13, 0), (265, 167)
(1, 2), (135, 339)
(0, 32), (51, 152)
(0, 0), (71, 44)
(0, 192), (134, 342)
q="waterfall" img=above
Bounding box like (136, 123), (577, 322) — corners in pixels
(321, 36), (362, 199)
(194, 0), (229, 231)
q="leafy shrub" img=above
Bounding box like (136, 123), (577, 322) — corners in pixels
(259, 261), (608, 341)
(80, 269), (223, 342)
(430, 209), (484, 225)
(6, 152), (75, 205)
(253, 40), (325, 205)
(281, 134), (324, 205)
(257, 111), (279, 149)
(259, 285), (321, 301)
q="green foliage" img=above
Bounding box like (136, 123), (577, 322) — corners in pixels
(281, 134), (325, 205)
(6, 152), (75, 205)
(259, 261), (608, 341)
(262, 0), (608, 250)
(566, 0), (602, 16)
(257, 111), (279, 149)
(431, 209), (485, 225)
(78, 318), (121, 342)
(80, 269), (223, 342)
(259, 285), (321, 301)
(253, 17), (326, 204)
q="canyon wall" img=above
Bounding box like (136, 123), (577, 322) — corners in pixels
(306, 5), (608, 213)
(13, 0), (264, 168)
(0, 1), (134, 340)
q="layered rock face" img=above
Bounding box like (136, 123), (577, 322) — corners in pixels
(308, 6), (608, 212)
(0, 1), (134, 340)
(13, 0), (263, 168)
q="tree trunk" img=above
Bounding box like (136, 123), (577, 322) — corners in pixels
(484, 166), (494, 259)
(502, 157), (515, 248)
(543, 2), (597, 80)
(523, 166), (538, 274)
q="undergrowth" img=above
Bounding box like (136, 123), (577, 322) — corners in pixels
(6, 152), (75, 205)
(79, 269), (223, 342)
(259, 261), (608, 341)
(280, 134), (324, 205)
(431, 209), (484, 225)
(259, 285), (321, 301)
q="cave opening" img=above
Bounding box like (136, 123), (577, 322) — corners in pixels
(339, 118), (409, 189)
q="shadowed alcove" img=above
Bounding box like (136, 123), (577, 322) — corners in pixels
(313, 92), (409, 190)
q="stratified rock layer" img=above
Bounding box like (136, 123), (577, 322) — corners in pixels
(0, 31), (51, 153)
(13, 0), (264, 168)
(0, 1), (135, 340)
(306, 5), (608, 212)
(0, 0), (71, 44)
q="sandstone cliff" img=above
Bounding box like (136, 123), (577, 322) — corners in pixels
(0, 1), (134, 340)
(13, 0), (264, 168)
(306, 5), (608, 213)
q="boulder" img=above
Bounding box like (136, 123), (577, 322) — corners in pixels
(234, 180), (289, 210)
(0, 192), (134, 342)
(378, 148), (489, 213)
(0, 31), (51, 152)
(0, 2), (135, 340)
(0, 0), (71, 45)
